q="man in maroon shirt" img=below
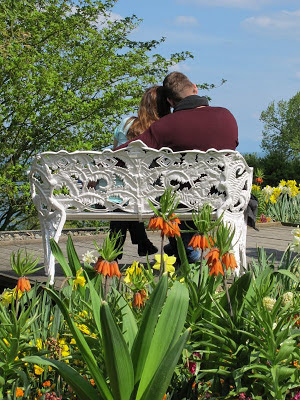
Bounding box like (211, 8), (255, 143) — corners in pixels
(117, 72), (239, 263)
(117, 72), (238, 152)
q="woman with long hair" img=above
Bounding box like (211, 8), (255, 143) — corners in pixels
(110, 85), (170, 258)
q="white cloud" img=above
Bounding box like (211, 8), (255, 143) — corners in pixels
(67, 6), (122, 28)
(168, 63), (192, 73)
(176, 0), (272, 9)
(174, 16), (199, 26)
(242, 9), (300, 35)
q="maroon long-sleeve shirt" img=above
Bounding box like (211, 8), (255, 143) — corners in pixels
(117, 106), (238, 152)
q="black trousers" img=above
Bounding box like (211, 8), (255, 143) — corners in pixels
(109, 221), (149, 250)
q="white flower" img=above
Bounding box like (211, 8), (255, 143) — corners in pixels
(82, 250), (96, 264)
(262, 185), (273, 196)
(282, 292), (294, 306)
(263, 296), (276, 311)
(290, 226), (300, 253)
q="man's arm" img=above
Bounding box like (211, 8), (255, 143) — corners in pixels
(114, 126), (159, 150)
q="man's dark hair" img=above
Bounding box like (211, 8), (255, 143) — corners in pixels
(163, 72), (195, 103)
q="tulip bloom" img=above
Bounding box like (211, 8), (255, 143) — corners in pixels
(16, 277), (31, 293)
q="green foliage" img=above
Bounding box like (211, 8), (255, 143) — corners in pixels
(260, 91), (300, 158)
(0, 0), (193, 231)
(244, 152), (300, 187)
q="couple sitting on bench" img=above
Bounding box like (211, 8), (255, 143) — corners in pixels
(108, 71), (239, 263)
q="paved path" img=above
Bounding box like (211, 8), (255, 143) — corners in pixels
(0, 223), (295, 289)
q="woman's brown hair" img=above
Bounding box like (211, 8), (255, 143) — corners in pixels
(126, 85), (170, 140)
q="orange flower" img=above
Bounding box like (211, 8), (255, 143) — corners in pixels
(42, 381), (51, 387)
(148, 216), (164, 231)
(163, 395), (167, 400)
(133, 290), (147, 309)
(90, 379), (95, 386)
(208, 259), (224, 276)
(205, 248), (224, 276)
(148, 215), (180, 238)
(16, 387), (24, 398)
(188, 234), (212, 250)
(16, 277), (31, 292)
(94, 258), (121, 278)
(222, 252), (238, 271)
(255, 177), (263, 184)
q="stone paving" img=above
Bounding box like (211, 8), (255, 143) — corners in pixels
(0, 223), (295, 289)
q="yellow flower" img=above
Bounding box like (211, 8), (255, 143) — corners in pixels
(34, 364), (44, 375)
(73, 268), (86, 290)
(279, 180), (286, 187)
(3, 338), (9, 346)
(263, 296), (276, 311)
(0, 289), (13, 306)
(269, 194), (277, 204)
(153, 254), (176, 276)
(76, 323), (90, 335)
(251, 184), (261, 191)
(36, 338), (43, 351)
(124, 261), (143, 284)
(70, 338), (76, 345)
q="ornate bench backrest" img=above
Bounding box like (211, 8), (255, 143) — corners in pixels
(29, 140), (253, 220)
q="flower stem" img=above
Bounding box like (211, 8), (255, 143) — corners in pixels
(197, 250), (204, 290)
(159, 234), (165, 278)
(224, 277), (233, 318)
(104, 276), (109, 300)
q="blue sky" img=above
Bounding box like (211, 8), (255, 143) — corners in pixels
(111, 0), (300, 155)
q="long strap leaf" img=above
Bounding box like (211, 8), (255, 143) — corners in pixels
(131, 274), (168, 385)
(50, 238), (73, 278)
(141, 329), (191, 400)
(136, 281), (189, 399)
(24, 356), (99, 400)
(44, 287), (113, 400)
(100, 301), (134, 400)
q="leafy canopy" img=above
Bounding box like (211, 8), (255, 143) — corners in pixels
(260, 91), (300, 159)
(0, 0), (194, 230)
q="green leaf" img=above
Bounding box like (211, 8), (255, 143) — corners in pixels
(66, 235), (82, 276)
(50, 239), (73, 279)
(84, 271), (102, 336)
(23, 356), (99, 400)
(7, 338), (19, 364)
(131, 274), (168, 385)
(113, 288), (137, 351)
(44, 287), (113, 400)
(141, 329), (191, 400)
(275, 269), (299, 282)
(136, 281), (189, 399)
(100, 301), (134, 400)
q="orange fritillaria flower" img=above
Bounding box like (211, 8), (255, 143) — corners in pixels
(205, 248), (224, 276)
(42, 381), (51, 387)
(94, 257), (121, 278)
(16, 277), (31, 293)
(148, 215), (181, 238)
(222, 252), (238, 271)
(208, 259), (224, 276)
(16, 387), (24, 398)
(255, 177), (263, 184)
(188, 234), (212, 250)
(133, 289), (147, 309)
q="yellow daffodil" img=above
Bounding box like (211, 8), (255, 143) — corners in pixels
(153, 254), (176, 276)
(76, 323), (90, 335)
(279, 179), (286, 187)
(34, 364), (44, 375)
(124, 261), (143, 284)
(73, 268), (86, 290)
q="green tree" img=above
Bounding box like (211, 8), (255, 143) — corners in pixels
(0, 0), (194, 230)
(260, 91), (300, 158)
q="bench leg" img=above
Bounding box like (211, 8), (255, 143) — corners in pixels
(39, 210), (66, 285)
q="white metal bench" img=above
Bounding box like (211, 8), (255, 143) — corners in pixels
(29, 140), (253, 284)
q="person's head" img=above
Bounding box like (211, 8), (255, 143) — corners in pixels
(127, 85), (170, 140)
(163, 72), (198, 107)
